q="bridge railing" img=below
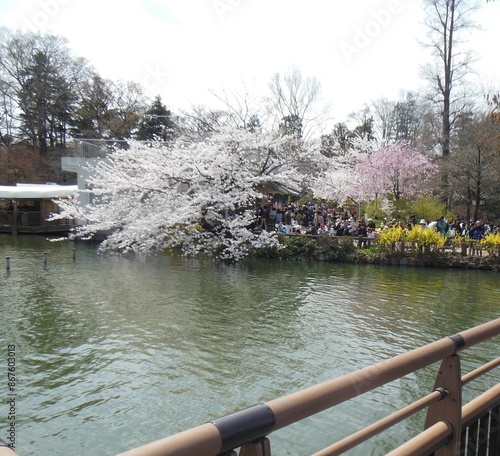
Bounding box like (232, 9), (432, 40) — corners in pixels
(117, 318), (500, 456)
(68, 139), (130, 158)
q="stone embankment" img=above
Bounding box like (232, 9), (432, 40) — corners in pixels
(355, 251), (500, 271)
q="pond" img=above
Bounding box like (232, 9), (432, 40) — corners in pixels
(0, 234), (499, 455)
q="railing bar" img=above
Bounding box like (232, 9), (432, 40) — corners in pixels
(467, 419), (479, 456)
(116, 422), (222, 456)
(385, 420), (453, 456)
(460, 426), (468, 456)
(0, 446), (17, 456)
(489, 405), (500, 456)
(459, 320), (500, 350)
(268, 319), (500, 430)
(117, 320), (500, 456)
(477, 414), (489, 456)
(461, 384), (500, 429)
(311, 391), (443, 456)
(459, 387), (500, 456)
(266, 338), (454, 429)
(462, 357), (500, 386)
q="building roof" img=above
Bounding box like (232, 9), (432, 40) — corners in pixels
(259, 180), (301, 196)
(0, 184), (78, 199)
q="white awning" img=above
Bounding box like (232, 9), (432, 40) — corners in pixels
(0, 184), (78, 199)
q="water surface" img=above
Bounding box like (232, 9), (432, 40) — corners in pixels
(0, 235), (498, 455)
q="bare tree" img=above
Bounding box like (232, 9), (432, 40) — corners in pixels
(107, 80), (147, 140)
(446, 109), (500, 221)
(421, 0), (480, 159)
(390, 92), (423, 146)
(370, 97), (395, 143)
(348, 106), (375, 142)
(179, 82), (270, 142)
(0, 79), (15, 146)
(266, 65), (329, 139)
(207, 83), (268, 132)
(177, 105), (231, 139)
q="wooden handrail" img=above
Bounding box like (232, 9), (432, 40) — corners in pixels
(462, 357), (500, 385)
(386, 383), (500, 456)
(461, 383), (500, 428)
(386, 421), (453, 456)
(117, 318), (500, 456)
(311, 390), (444, 456)
(117, 423), (221, 456)
(0, 439), (16, 456)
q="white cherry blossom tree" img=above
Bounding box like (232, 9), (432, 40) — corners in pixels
(54, 127), (313, 260)
(310, 137), (377, 203)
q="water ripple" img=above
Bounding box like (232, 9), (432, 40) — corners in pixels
(1, 239), (499, 455)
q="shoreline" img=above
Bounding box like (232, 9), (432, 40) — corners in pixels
(250, 235), (500, 272)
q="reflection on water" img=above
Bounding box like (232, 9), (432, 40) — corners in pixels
(0, 235), (499, 455)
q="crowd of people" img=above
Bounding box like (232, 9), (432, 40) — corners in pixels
(254, 202), (362, 236)
(252, 202), (499, 241)
(416, 215), (499, 240)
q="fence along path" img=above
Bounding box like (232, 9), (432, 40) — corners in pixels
(115, 318), (500, 456)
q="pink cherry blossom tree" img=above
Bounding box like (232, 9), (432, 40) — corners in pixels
(346, 141), (438, 203)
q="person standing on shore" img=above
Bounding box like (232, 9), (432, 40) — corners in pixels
(436, 216), (449, 237)
(284, 207), (293, 234)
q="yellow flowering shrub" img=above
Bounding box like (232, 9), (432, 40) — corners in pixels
(406, 225), (447, 248)
(450, 234), (470, 253)
(377, 226), (446, 252)
(377, 227), (408, 250)
(478, 233), (500, 257)
(451, 233), (465, 246)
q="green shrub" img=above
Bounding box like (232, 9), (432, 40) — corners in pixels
(408, 196), (449, 223)
(315, 236), (357, 261)
(252, 234), (357, 262)
(281, 235), (318, 260)
(363, 198), (385, 220)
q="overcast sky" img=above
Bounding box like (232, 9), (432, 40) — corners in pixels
(0, 0), (499, 126)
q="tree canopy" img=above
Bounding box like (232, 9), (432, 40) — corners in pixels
(135, 95), (176, 141)
(2, 11), (500, 242)
(348, 142), (438, 203)
(54, 127), (309, 259)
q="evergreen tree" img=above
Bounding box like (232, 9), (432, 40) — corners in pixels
(135, 96), (176, 141)
(279, 114), (302, 138)
(73, 74), (114, 139)
(0, 31), (83, 155)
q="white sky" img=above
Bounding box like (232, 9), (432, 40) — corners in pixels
(0, 0), (499, 127)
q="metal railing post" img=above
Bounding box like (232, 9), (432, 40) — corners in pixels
(424, 341), (462, 456)
(490, 405), (500, 455)
(116, 319), (500, 456)
(477, 412), (490, 454)
(239, 437), (271, 456)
